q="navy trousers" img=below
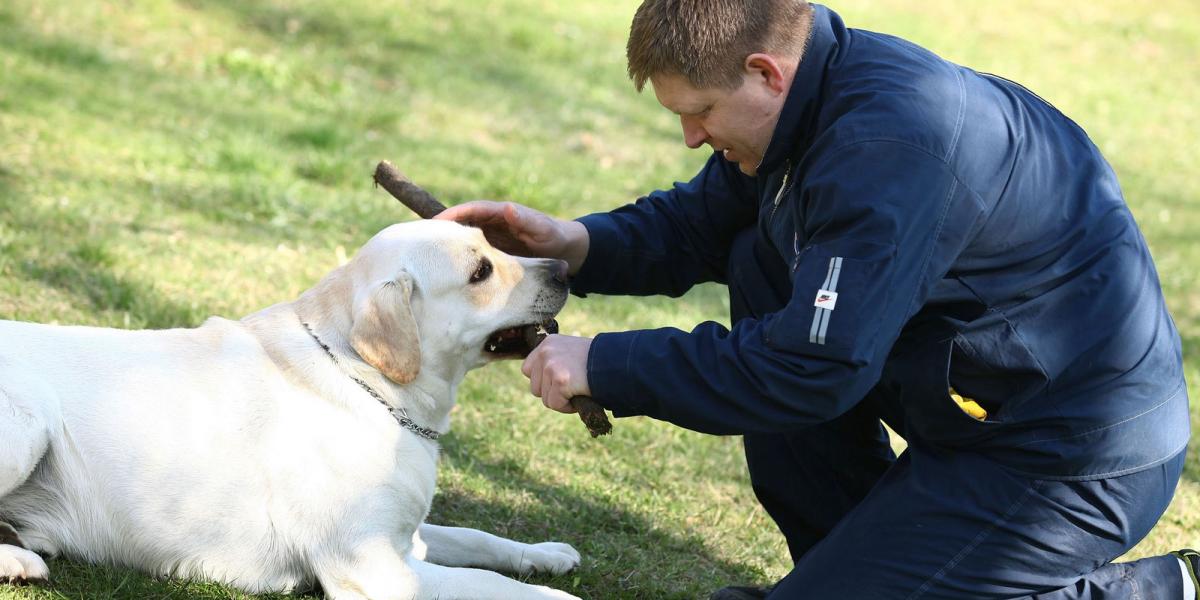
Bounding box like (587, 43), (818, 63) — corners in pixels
(727, 229), (1185, 599)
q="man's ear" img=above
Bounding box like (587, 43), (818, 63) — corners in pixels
(350, 271), (421, 384)
(745, 53), (788, 94)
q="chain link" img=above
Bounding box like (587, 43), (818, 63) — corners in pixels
(300, 318), (442, 441)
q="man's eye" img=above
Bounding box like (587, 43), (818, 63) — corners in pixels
(470, 258), (493, 284)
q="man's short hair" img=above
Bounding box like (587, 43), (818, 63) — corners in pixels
(626, 0), (814, 92)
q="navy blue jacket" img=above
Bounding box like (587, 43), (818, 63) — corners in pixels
(572, 5), (1187, 480)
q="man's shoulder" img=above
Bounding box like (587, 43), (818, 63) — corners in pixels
(817, 29), (974, 162)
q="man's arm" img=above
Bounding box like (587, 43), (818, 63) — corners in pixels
(437, 152), (756, 297)
(582, 141), (986, 434)
(569, 152), (758, 297)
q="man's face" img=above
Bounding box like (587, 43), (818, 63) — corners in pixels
(651, 69), (786, 177)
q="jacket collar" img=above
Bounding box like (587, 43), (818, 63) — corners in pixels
(757, 4), (846, 175)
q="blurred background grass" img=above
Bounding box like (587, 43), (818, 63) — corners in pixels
(0, 0), (1196, 598)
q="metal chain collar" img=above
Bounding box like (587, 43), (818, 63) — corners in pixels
(300, 318), (442, 441)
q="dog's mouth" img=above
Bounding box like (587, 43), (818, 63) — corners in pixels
(484, 319), (558, 358)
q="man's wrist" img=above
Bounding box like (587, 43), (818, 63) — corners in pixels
(561, 219), (590, 275)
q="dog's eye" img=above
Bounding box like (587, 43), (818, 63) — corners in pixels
(470, 258), (493, 284)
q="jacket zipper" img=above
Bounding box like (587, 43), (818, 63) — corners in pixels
(768, 159), (794, 223)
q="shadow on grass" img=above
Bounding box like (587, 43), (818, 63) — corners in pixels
(17, 259), (206, 329)
(174, 0), (682, 143)
(431, 446), (769, 599)
(1, 2), (678, 252)
(28, 560), (307, 600)
(1, 14), (448, 248)
(0, 191), (205, 328)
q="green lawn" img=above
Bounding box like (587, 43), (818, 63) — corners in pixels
(1, 0), (1197, 598)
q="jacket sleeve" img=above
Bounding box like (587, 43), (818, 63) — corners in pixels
(569, 152), (758, 297)
(586, 141), (987, 434)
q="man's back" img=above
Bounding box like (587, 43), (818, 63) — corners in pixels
(788, 9), (1188, 478)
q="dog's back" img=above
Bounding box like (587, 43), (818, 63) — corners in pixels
(0, 318), (325, 591)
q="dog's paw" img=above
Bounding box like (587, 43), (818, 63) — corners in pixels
(518, 541), (581, 576)
(0, 544), (49, 585)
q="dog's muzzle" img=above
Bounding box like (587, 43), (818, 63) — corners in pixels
(484, 320), (560, 357)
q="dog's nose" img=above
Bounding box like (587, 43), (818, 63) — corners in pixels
(549, 259), (569, 287)
(554, 259), (568, 284)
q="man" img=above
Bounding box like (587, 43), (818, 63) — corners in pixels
(437, 1), (1197, 597)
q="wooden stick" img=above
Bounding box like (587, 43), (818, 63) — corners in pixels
(373, 160), (448, 219)
(373, 160), (613, 438)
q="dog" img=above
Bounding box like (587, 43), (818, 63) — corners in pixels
(0, 219), (581, 599)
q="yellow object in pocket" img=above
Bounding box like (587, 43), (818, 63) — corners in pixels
(949, 387), (988, 421)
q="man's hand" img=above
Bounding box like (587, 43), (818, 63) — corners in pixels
(435, 201), (590, 274)
(521, 334), (592, 413)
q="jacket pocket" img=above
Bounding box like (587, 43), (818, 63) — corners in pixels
(882, 335), (1004, 446)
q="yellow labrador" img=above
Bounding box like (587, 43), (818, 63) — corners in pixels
(0, 220), (579, 599)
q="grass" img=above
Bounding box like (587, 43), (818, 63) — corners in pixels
(0, 0), (1197, 597)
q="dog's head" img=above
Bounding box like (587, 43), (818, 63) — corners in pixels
(329, 220), (569, 385)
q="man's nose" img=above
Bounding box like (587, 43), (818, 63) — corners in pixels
(680, 116), (708, 149)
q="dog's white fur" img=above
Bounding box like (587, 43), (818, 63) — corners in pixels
(0, 220), (579, 599)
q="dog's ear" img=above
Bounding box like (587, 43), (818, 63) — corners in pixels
(350, 271), (420, 384)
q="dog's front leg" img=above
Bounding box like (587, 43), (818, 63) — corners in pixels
(414, 523), (580, 576)
(316, 536), (580, 600)
(406, 558), (580, 600)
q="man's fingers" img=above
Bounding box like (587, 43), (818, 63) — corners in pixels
(434, 201), (501, 223)
(520, 335), (592, 414)
(544, 373), (579, 414)
(434, 201), (564, 260)
(525, 360), (542, 398)
(521, 349), (536, 378)
(502, 202), (522, 226)
(525, 348), (544, 398)
(431, 203), (469, 222)
(531, 368), (543, 398)
(543, 377), (564, 412)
